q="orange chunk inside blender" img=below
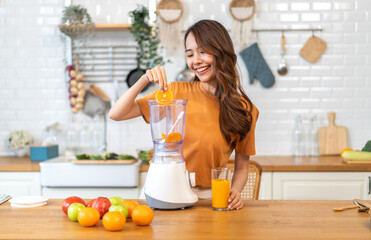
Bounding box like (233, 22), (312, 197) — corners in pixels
(161, 132), (182, 143)
(155, 89), (173, 105)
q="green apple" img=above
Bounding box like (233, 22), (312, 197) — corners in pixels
(109, 204), (128, 218)
(67, 203), (86, 222)
(109, 196), (124, 205)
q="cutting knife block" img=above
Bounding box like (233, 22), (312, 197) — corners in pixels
(318, 112), (348, 156)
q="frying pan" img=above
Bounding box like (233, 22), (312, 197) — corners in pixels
(126, 68), (152, 92)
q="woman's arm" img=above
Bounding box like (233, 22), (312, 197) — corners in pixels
(109, 67), (168, 121)
(228, 152), (250, 210)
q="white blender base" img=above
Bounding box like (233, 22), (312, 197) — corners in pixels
(144, 162), (198, 210)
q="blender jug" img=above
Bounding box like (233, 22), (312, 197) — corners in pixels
(144, 100), (198, 209)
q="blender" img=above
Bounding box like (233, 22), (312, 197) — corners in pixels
(144, 99), (198, 209)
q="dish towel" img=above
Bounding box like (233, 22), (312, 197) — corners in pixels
(240, 43), (275, 88)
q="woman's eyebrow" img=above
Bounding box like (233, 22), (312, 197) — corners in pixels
(185, 49), (192, 53)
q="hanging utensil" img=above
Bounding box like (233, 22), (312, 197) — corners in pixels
(108, 47), (120, 106)
(277, 33), (288, 75)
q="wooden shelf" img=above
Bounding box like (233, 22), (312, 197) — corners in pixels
(58, 24), (131, 32)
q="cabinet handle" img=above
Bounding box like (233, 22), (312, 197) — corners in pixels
(369, 176), (371, 195)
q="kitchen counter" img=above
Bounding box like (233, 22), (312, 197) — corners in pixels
(1, 199), (370, 239)
(2, 155), (370, 172)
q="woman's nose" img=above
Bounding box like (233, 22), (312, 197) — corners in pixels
(193, 53), (202, 64)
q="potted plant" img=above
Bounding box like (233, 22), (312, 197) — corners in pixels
(127, 5), (167, 92)
(8, 130), (33, 157)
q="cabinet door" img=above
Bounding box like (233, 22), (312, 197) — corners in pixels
(0, 172), (41, 197)
(258, 172), (272, 200)
(272, 172), (370, 200)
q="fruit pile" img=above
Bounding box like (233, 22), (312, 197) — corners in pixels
(62, 196), (153, 231)
(66, 64), (85, 114)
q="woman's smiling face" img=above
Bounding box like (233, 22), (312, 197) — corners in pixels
(185, 32), (215, 84)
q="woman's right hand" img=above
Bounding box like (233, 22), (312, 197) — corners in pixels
(145, 66), (168, 92)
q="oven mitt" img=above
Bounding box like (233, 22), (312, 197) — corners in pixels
(240, 43), (275, 88)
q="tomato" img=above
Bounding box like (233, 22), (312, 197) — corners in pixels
(102, 212), (126, 231)
(78, 207), (100, 227)
(86, 199), (95, 208)
(62, 196), (85, 215)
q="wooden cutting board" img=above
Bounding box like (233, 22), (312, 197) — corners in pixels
(300, 35), (327, 63)
(72, 159), (137, 165)
(318, 112), (348, 156)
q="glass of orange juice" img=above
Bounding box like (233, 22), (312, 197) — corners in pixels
(211, 168), (231, 211)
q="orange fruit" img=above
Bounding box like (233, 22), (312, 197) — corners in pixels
(102, 212), (126, 231)
(121, 200), (139, 218)
(161, 132), (182, 143)
(341, 148), (353, 156)
(132, 205), (154, 226)
(77, 207), (100, 227)
(155, 89), (173, 105)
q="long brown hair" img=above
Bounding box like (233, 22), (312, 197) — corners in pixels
(184, 19), (253, 148)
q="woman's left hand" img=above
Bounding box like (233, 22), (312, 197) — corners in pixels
(228, 188), (243, 210)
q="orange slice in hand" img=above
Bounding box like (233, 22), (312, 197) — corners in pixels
(156, 89), (173, 105)
(161, 132), (182, 143)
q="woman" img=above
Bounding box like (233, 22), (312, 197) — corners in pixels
(109, 19), (259, 210)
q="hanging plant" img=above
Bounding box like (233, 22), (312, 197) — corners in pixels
(129, 5), (166, 70)
(59, 5), (94, 39)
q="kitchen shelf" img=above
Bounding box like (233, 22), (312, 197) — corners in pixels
(58, 24), (132, 32)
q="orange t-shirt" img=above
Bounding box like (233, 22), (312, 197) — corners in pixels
(136, 81), (259, 188)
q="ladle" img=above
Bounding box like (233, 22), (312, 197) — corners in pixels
(160, 111), (184, 143)
(277, 33), (288, 75)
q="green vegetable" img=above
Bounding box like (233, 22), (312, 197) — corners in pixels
(89, 155), (104, 160)
(342, 151), (371, 160)
(138, 149), (153, 162)
(362, 140), (371, 152)
(75, 154), (89, 160)
(116, 154), (136, 160)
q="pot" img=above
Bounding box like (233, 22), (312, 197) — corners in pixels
(126, 68), (152, 92)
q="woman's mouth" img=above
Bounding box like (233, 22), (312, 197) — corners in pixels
(195, 66), (210, 75)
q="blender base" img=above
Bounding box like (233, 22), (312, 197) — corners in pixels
(145, 193), (196, 210)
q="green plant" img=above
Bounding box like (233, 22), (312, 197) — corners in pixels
(59, 5), (94, 38)
(129, 5), (166, 70)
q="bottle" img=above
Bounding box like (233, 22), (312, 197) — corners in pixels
(292, 115), (303, 156)
(309, 115), (319, 156)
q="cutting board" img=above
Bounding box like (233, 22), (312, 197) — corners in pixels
(72, 159), (137, 165)
(318, 112), (348, 156)
(300, 35), (327, 63)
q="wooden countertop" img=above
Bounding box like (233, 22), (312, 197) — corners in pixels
(0, 156), (40, 171)
(1, 155), (371, 172)
(1, 199), (370, 239)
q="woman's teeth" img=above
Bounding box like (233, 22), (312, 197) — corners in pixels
(196, 66), (209, 73)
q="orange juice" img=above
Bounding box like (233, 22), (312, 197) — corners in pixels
(212, 179), (230, 209)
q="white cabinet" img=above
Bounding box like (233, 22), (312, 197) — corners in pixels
(271, 172), (371, 200)
(42, 187), (140, 199)
(258, 172), (272, 200)
(0, 172), (41, 197)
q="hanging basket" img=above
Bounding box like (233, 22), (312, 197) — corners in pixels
(229, 0), (255, 21)
(157, 0), (183, 23)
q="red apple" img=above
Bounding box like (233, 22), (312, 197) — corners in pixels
(92, 197), (111, 218)
(86, 199), (95, 208)
(62, 196), (85, 215)
(66, 65), (74, 71)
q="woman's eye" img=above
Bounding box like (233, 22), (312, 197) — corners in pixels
(187, 54), (193, 58)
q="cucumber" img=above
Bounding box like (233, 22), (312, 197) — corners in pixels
(342, 151), (371, 161)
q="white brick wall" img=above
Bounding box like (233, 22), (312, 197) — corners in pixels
(1, 0), (370, 156)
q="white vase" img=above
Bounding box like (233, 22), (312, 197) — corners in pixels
(15, 148), (28, 157)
